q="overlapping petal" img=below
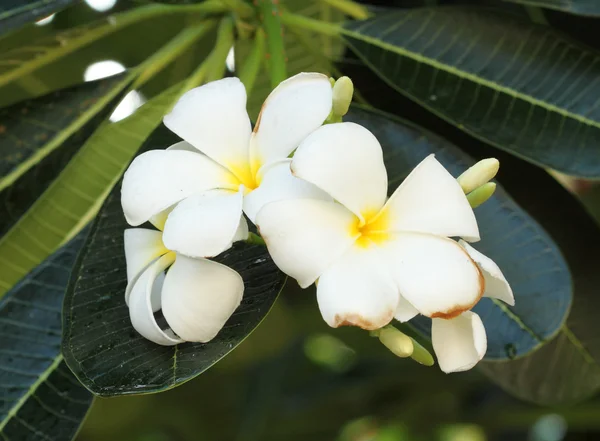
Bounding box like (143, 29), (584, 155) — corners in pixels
(382, 233), (484, 318)
(244, 160), (331, 223)
(369, 155), (480, 241)
(163, 77), (253, 183)
(394, 295), (419, 323)
(256, 198), (359, 288)
(121, 149), (238, 226)
(161, 255), (244, 343)
(123, 228), (167, 284)
(431, 311), (487, 373)
(128, 253), (183, 346)
(162, 189), (244, 258)
(460, 240), (514, 305)
(249, 73), (332, 173)
(317, 244), (399, 330)
(291, 122), (388, 221)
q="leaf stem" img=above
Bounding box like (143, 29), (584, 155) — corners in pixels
(319, 0), (371, 20)
(280, 11), (343, 38)
(257, 0), (287, 87)
(221, 0), (255, 19)
(238, 28), (266, 96)
(206, 17), (236, 83)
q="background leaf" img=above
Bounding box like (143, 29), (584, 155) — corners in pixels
(478, 150), (600, 405)
(0, 232), (92, 441)
(502, 0), (600, 16)
(62, 125), (286, 397)
(344, 6), (600, 177)
(0, 0), (77, 37)
(345, 105), (572, 361)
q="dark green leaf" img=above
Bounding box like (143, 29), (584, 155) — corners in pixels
(62, 125), (286, 397)
(0, 232), (92, 441)
(0, 0), (76, 36)
(503, 0), (600, 16)
(344, 7), (600, 177)
(346, 106), (571, 360)
(477, 150), (600, 405)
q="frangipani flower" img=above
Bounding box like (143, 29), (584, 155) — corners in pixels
(255, 122), (514, 373)
(123, 193), (248, 346)
(121, 73), (333, 263)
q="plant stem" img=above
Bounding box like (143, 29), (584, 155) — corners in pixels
(257, 0), (287, 87)
(238, 28), (266, 96)
(221, 0), (255, 19)
(280, 11), (342, 38)
(320, 0), (371, 20)
(206, 17), (236, 83)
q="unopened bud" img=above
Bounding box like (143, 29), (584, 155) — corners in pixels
(457, 158), (499, 194)
(332, 76), (354, 118)
(410, 338), (435, 366)
(377, 326), (414, 358)
(467, 182), (496, 208)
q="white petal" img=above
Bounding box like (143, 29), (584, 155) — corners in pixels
(371, 155), (480, 241)
(432, 311), (487, 373)
(161, 254), (244, 343)
(317, 244), (399, 330)
(121, 149), (238, 226)
(249, 73), (332, 171)
(291, 122), (388, 221)
(382, 233), (484, 318)
(459, 240), (514, 306)
(256, 198), (358, 288)
(233, 216), (249, 242)
(394, 295), (419, 323)
(163, 189), (243, 258)
(128, 253), (183, 346)
(124, 228), (168, 306)
(163, 77), (253, 183)
(243, 160), (331, 223)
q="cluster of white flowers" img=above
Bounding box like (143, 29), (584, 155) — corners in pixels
(121, 72), (514, 373)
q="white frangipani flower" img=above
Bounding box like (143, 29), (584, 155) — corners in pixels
(255, 122), (514, 373)
(121, 73), (333, 260)
(123, 196), (248, 346)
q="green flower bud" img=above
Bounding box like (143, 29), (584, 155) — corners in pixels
(467, 182), (496, 208)
(377, 325), (414, 358)
(457, 158), (500, 194)
(332, 76), (354, 118)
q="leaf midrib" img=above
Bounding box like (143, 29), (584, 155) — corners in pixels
(342, 24), (600, 130)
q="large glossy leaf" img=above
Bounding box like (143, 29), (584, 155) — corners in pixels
(0, 74), (130, 236)
(0, 0), (77, 36)
(0, 81), (184, 297)
(62, 125), (286, 397)
(0, 232), (92, 441)
(477, 150), (600, 405)
(344, 7), (600, 177)
(346, 106), (571, 361)
(503, 0), (600, 15)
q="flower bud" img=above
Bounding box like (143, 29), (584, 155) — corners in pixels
(457, 158), (499, 194)
(377, 325), (414, 358)
(410, 338), (435, 366)
(332, 76), (354, 118)
(466, 182), (496, 208)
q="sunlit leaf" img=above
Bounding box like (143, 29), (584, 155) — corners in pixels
(344, 7), (600, 177)
(0, 232), (92, 441)
(346, 106), (571, 361)
(62, 125), (286, 397)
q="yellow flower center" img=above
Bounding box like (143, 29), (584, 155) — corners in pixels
(349, 208), (391, 248)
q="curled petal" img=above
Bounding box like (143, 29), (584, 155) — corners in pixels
(163, 189), (244, 258)
(121, 149), (238, 226)
(432, 311), (487, 373)
(394, 295), (419, 323)
(128, 253), (183, 346)
(244, 160), (331, 223)
(382, 233), (484, 318)
(161, 255), (244, 343)
(459, 240), (514, 306)
(317, 244), (399, 330)
(291, 122), (388, 221)
(250, 72), (332, 172)
(256, 198), (358, 288)
(163, 77), (252, 182)
(370, 155), (479, 241)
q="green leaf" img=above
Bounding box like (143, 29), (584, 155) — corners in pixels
(0, 74), (130, 236)
(62, 125), (286, 397)
(0, 232), (92, 441)
(346, 105), (571, 360)
(477, 151), (600, 405)
(0, 80), (182, 297)
(344, 7), (600, 177)
(0, 0), (76, 36)
(502, 0), (600, 16)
